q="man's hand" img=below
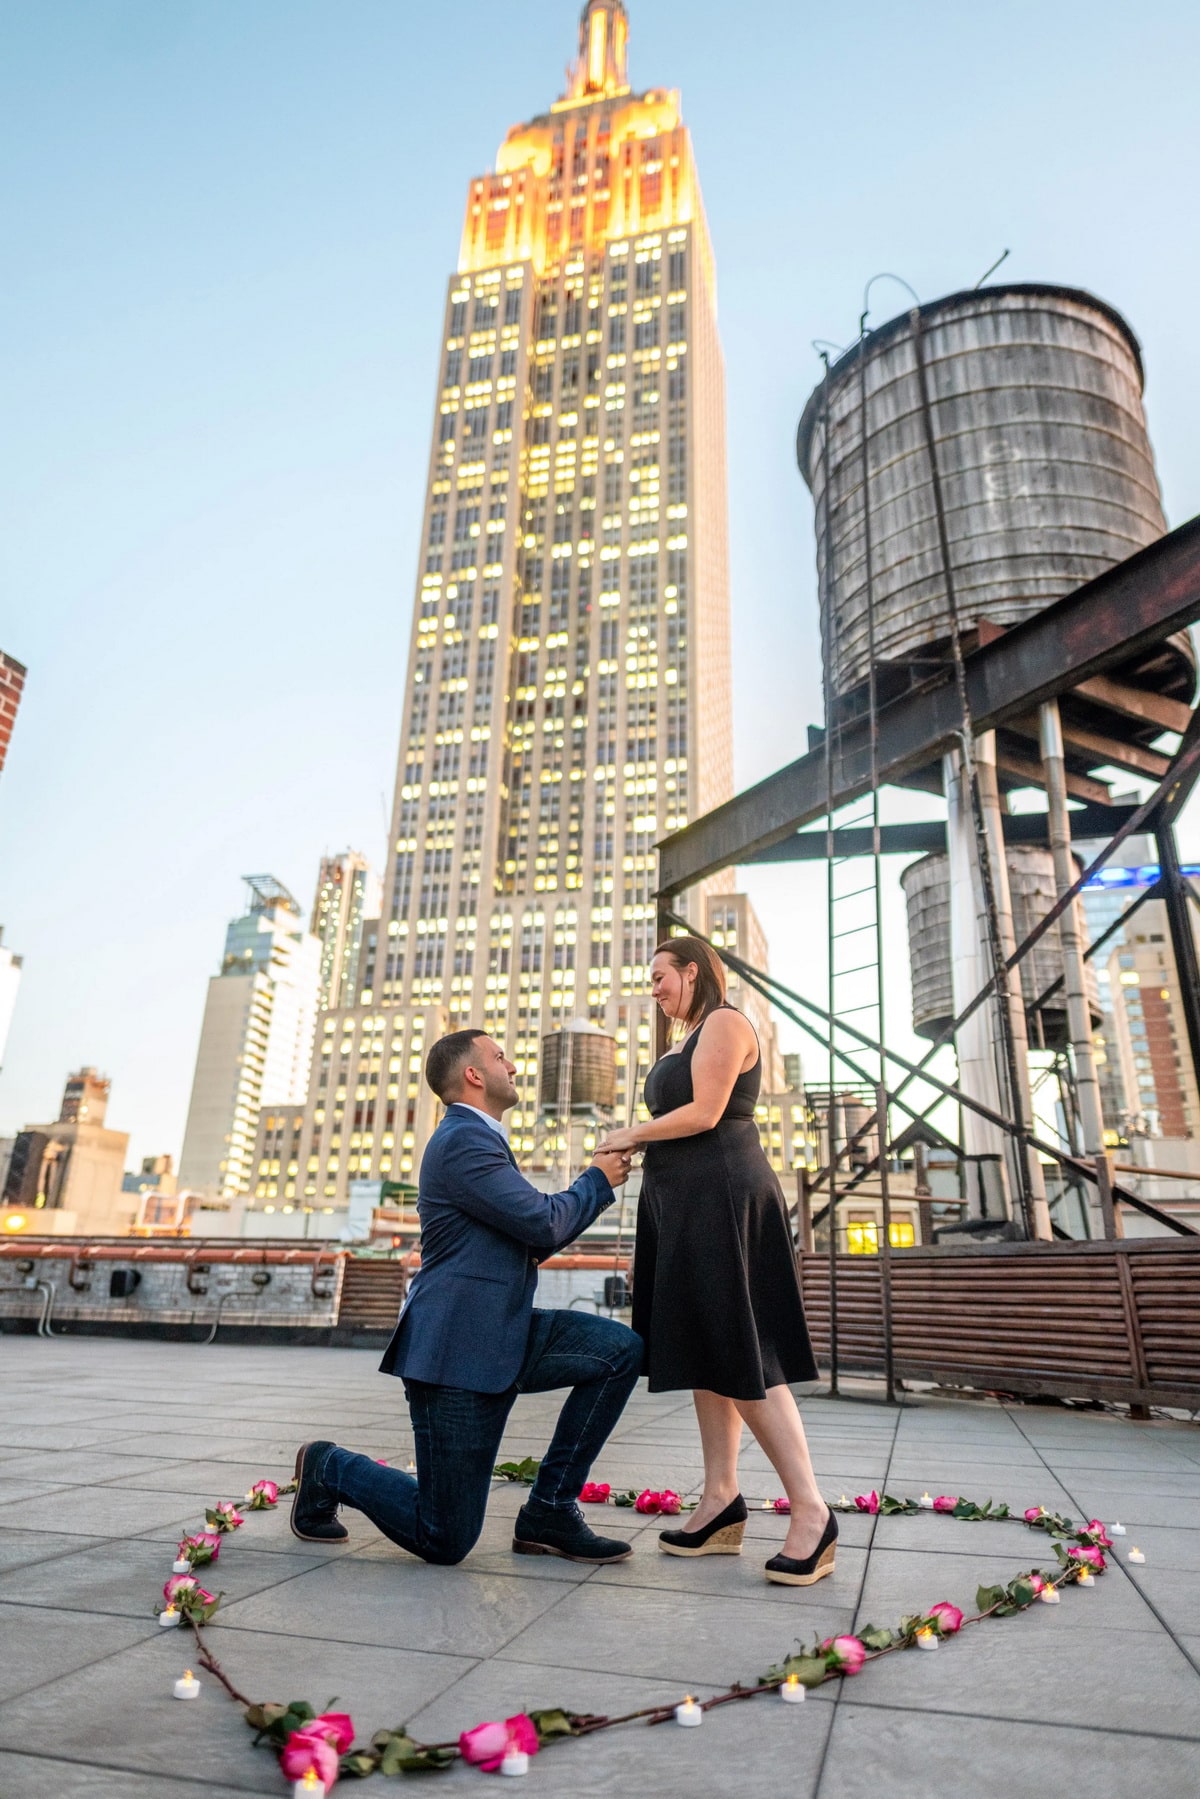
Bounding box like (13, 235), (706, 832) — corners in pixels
(591, 1148), (632, 1188)
(596, 1126), (639, 1155)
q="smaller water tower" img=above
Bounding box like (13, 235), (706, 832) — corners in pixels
(537, 1020), (619, 1183)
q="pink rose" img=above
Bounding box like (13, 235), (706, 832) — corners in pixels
(1068, 1544), (1106, 1572)
(459, 1714), (539, 1773)
(657, 1490), (683, 1515)
(928, 1602), (963, 1635)
(280, 1730), (340, 1789)
(579, 1482), (611, 1503)
(1028, 1574), (1046, 1594)
(1081, 1519), (1113, 1548)
(773, 1497), (791, 1514)
(163, 1574), (197, 1603)
(250, 1479), (279, 1502)
(1024, 1507), (1043, 1524)
(181, 1531), (221, 1562)
(854, 1491), (880, 1515)
(214, 1502), (244, 1526)
(821, 1635), (866, 1675)
(635, 1490), (662, 1513)
(932, 1496), (957, 1513)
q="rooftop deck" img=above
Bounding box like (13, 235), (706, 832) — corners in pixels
(2, 1338), (1199, 1796)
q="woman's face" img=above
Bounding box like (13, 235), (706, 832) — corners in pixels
(650, 951), (695, 1021)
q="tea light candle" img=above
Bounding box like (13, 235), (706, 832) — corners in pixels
(760, 1499), (773, 1511)
(173, 1670), (200, 1700)
(1039, 1585), (1060, 1605)
(1110, 1521), (1126, 1536)
(915, 1628), (939, 1650)
(292, 1772), (324, 1797)
(171, 1558), (191, 1575)
(675, 1696), (703, 1726)
(1128, 1547), (1146, 1564)
(779, 1673), (805, 1704)
(406, 1460), (417, 1473)
(498, 1745), (530, 1777)
(158, 1606), (181, 1629)
(1076, 1570), (1095, 1586)
(918, 1493), (934, 1510)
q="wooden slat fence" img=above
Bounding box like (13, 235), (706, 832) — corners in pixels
(799, 1237), (1200, 1409)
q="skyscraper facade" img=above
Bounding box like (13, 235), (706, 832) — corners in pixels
(179, 877), (321, 1200)
(311, 851), (379, 1012)
(297, 0), (750, 1205)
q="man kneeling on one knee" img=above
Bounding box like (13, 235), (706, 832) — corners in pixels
(291, 1028), (642, 1565)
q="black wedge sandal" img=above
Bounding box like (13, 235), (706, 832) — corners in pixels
(764, 1506), (838, 1586)
(658, 1494), (748, 1557)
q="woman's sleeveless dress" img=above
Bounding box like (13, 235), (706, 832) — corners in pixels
(631, 1007), (818, 1400)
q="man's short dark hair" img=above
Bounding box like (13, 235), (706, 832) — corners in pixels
(425, 1028), (489, 1103)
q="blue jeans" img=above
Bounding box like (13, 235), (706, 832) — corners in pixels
(317, 1309), (642, 1565)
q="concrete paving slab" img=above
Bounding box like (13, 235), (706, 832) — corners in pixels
(0, 1599), (156, 1701)
(0, 1628), (473, 1787)
(853, 1544), (1163, 1634)
(0, 1752), (263, 1799)
(215, 1553), (574, 1656)
(0, 1486), (211, 1539)
(0, 1528), (107, 1574)
(817, 1705), (1200, 1799)
(591, 1538), (870, 1607)
(0, 1535), (329, 1619)
(494, 1580), (859, 1686)
(838, 1615), (1200, 1737)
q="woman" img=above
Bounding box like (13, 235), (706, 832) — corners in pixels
(597, 935), (835, 1585)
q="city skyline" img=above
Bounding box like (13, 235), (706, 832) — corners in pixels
(3, 0), (1200, 1168)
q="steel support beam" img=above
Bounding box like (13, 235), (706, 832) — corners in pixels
(742, 804), (1140, 865)
(658, 515), (1200, 895)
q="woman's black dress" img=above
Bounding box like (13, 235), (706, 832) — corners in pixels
(631, 1007), (817, 1400)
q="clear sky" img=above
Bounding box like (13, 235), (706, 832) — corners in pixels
(2, 0), (1199, 1165)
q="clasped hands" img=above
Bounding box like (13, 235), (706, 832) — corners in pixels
(590, 1127), (640, 1187)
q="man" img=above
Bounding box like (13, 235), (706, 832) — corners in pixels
(290, 1028), (641, 1565)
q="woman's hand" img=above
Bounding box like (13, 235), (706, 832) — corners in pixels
(596, 1126), (641, 1155)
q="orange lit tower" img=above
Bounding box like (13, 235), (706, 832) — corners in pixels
(298, 1), (742, 1198)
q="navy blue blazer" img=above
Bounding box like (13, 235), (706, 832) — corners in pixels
(379, 1104), (615, 1393)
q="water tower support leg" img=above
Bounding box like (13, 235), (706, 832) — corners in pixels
(1155, 822), (1200, 1114)
(1039, 700), (1119, 1238)
(976, 735), (1053, 1240)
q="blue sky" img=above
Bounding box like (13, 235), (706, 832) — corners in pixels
(2, 0), (1198, 1164)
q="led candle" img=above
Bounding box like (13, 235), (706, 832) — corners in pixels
(1076, 1570), (1094, 1586)
(915, 1628), (939, 1650)
(1039, 1584), (1060, 1605)
(1128, 1547), (1146, 1564)
(761, 1499), (773, 1511)
(171, 1558), (191, 1575)
(779, 1673), (805, 1704)
(293, 1771), (323, 1797)
(158, 1606), (181, 1629)
(498, 1744), (530, 1777)
(173, 1670), (200, 1700)
(918, 1493), (934, 1510)
(1110, 1521), (1126, 1536)
(674, 1696), (703, 1726)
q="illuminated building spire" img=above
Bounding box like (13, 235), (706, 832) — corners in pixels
(566, 0), (630, 101)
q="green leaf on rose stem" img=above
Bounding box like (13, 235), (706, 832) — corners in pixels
(492, 1457), (541, 1484)
(378, 1731), (423, 1775)
(771, 1654), (827, 1688)
(244, 1702), (287, 1735)
(529, 1707), (577, 1741)
(340, 1750), (380, 1778)
(858, 1626), (896, 1653)
(1009, 1578), (1035, 1608)
(1053, 1543), (1069, 1567)
(976, 1584), (1006, 1613)
(612, 1490), (640, 1508)
(952, 1499), (981, 1520)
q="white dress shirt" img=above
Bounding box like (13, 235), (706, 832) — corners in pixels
(453, 1102), (509, 1140)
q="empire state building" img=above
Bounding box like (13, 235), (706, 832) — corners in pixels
(296, 1), (779, 1205)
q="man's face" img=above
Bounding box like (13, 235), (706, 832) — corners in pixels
(465, 1037), (519, 1111)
